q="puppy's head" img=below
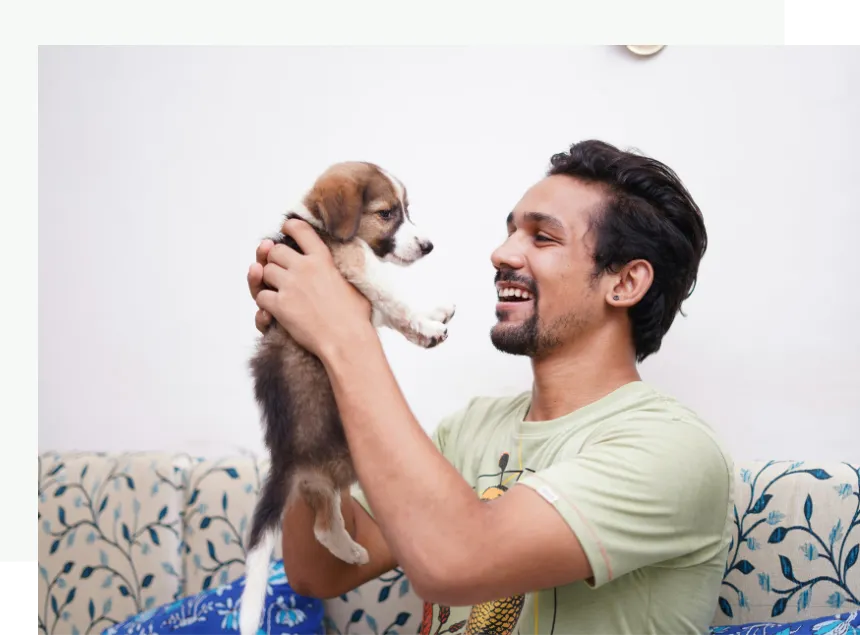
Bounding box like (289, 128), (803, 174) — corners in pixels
(299, 162), (434, 265)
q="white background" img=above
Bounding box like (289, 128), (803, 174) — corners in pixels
(38, 45), (860, 461)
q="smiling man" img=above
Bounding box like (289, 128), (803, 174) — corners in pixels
(249, 140), (734, 635)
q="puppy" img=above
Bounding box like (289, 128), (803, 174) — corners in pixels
(239, 161), (455, 635)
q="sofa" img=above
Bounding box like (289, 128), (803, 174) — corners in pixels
(38, 451), (860, 634)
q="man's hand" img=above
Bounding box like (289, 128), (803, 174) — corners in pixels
(251, 219), (374, 358)
(248, 238), (275, 333)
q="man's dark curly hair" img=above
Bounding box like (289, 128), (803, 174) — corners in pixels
(547, 140), (707, 362)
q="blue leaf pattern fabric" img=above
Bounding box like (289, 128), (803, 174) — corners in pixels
(718, 460), (860, 626)
(708, 610), (860, 635)
(102, 560), (323, 634)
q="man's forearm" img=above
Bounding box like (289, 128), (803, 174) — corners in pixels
(320, 327), (484, 588)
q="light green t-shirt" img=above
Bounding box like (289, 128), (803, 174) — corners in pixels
(351, 380), (734, 635)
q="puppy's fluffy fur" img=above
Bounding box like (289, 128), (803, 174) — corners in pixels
(239, 162), (455, 635)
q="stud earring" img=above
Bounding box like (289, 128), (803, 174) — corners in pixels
(613, 295), (620, 301)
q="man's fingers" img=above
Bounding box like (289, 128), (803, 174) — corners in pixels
(256, 239), (274, 267)
(267, 243), (303, 270)
(255, 289), (278, 314)
(249, 239), (275, 300)
(261, 262), (289, 290)
(252, 239), (283, 334)
(281, 218), (329, 258)
(248, 263), (265, 300)
(255, 309), (271, 333)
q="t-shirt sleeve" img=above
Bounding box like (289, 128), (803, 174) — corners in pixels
(517, 419), (732, 588)
(350, 402), (469, 519)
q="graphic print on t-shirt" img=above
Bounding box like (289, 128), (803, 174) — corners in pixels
(418, 451), (548, 635)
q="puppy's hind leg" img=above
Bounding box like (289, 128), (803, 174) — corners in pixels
(301, 476), (369, 565)
(317, 489), (370, 566)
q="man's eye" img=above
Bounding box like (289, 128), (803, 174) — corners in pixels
(535, 234), (552, 242)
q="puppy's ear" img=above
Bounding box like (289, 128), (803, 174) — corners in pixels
(311, 176), (366, 241)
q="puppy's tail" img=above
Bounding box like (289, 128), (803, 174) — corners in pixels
(239, 468), (291, 635)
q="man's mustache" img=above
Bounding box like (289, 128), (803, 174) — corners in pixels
(494, 268), (538, 297)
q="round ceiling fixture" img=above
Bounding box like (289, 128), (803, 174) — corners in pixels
(626, 45), (665, 56)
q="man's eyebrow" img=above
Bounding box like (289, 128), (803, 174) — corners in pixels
(507, 210), (565, 232)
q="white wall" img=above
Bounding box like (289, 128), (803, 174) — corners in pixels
(39, 46), (860, 461)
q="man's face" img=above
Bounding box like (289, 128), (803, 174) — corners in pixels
(490, 175), (610, 358)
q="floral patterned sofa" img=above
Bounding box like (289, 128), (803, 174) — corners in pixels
(38, 452), (860, 634)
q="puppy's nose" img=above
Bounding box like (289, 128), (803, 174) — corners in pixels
(419, 240), (434, 255)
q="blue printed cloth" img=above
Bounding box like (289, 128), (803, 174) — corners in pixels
(102, 560), (324, 634)
(709, 610), (860, 635)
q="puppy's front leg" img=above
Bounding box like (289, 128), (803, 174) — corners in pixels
(371, 305), (451, 348)
(333, 244), (453, 348)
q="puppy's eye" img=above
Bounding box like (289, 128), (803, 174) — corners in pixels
(378, 209), (393, 220)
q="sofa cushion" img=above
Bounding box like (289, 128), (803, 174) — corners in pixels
(103, 560), (324, 634)
(709, 609), (860, 634)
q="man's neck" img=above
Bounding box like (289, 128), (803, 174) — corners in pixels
(525, 339), (641, 422)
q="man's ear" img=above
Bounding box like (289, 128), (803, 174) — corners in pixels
(606, 259), (654, 307)
(310, 174), (366, 241)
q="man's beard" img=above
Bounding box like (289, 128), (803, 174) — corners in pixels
(491, 303), (588, 357)
(490, 308), (571, 357)
(491, 308), (540, 356)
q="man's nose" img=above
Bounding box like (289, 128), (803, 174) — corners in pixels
(491, 237), (525, 270)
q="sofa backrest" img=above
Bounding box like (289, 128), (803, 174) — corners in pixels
(715, 459), (860, 626)
(38, 452), (860, 634)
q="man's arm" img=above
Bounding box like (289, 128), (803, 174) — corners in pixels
(280, 487), (397, 599)
(319, 328), (594, 607)
(319, 326), (731, 607)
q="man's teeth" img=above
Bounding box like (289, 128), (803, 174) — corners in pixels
(498, 287), (532, 300)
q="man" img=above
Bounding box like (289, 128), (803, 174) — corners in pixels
(247, 140), (734, 635)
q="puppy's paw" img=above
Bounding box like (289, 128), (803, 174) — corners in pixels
(411, 316), (448, 348)
(426, 303), (456, 325)
(316, 531), (369, 565)
(331, 540), (369, 566)
(347, 543), (370, 566)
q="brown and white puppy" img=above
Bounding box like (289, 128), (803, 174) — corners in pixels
(239, 161), (455, 635)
